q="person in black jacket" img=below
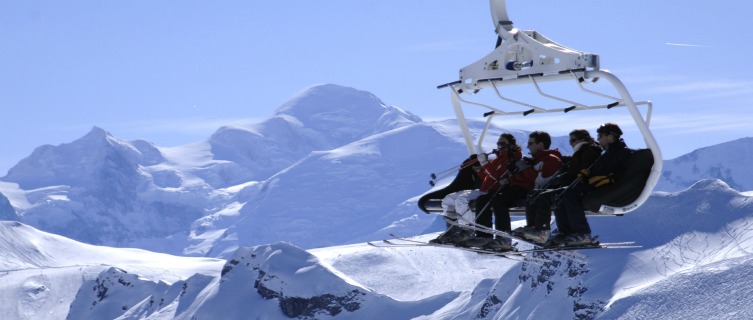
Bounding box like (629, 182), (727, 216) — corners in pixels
(516, 129), (602, 244)
(553, 123), (633, 246)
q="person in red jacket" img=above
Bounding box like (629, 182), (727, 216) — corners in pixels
(427, 133), (522, 245)
(461, 131), (563, 251)
(517, 129), (602, 244)
(476, 133), (523, 193)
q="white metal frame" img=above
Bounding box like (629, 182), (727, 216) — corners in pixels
(439, 0), (663, 215)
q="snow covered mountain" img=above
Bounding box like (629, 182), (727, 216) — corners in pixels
(0, 128), (215, 250)
(3, 180), (753, 319)
(0, 221), (461, 319)
(2, 82), (749, 259)
(0, 221), (223, 320)
(656, 137), (753, 192)
(0, 84), (425, 254)
(0, 84), (572, 257)
(0, 82), (749, 260)
(206, 84), (421, 186)
(2, 82), (753, 318)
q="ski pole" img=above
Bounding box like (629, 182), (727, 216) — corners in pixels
(429, 150), (497, 186)
(473, 167), (517, 223)
(550, 175), (584, 210)
(430, 165), (461, 181)
(526, 165), (569, 204)
(550, 151), (605, 210)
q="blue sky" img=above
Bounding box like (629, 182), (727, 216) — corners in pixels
(1, 1), (752, 174)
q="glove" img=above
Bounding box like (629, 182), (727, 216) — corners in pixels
(516, 158), (531, 172)
(478, 153), (489, 166)
(534, 173), (551, 189)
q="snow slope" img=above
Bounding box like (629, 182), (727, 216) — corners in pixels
(0, 221), (222, 320)
(0, 221), (488, 320)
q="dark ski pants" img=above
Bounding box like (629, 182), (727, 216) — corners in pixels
(525, 188), (562, 231)
(475, 185), (529, 238)
(553, 184), (592, 235)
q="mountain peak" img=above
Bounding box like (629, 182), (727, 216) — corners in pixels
(83, 126), (109, 139)
(273, 84), (421, 134)
(687, 178), (733, 191)
(207, 84), (421, 183)
(274, 84), (382, 116)
(2, 127), (161, 189)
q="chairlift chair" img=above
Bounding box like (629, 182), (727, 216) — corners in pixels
(421, 0), (662, 216)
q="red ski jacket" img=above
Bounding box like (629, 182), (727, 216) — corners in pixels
(478, 148), (522, 192)
(509, 149), (563, 191)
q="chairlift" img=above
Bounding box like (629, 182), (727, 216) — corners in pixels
(420, 0), (662, 216)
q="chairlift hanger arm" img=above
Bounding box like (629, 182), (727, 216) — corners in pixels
(454, 0), (600, 89)
(490, 0), (514, 34)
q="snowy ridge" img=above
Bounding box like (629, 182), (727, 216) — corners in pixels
(0, 221), (461, 319)
(656, 137), (753, 192)
(191, 242), (454, 319)
(3, 127), (162, 190)
(0, 221), (223, 320)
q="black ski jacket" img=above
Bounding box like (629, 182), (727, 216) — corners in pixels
(560, 142), (602, 186)
(588, 139), (632, 187)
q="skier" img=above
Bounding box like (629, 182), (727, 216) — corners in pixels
(461, 131), (562, 251)
(429, 133), (521, 244)
(554, 123), (633, 246)
(420, 154), (482, 243)
(476, 133), (522, 196)
(517, 129), (602, 244)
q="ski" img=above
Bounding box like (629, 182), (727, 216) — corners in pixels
(367, 240), (428, 247)
(522, 236), (641, 252)
(369, 240), (549, 266)
(388, 234), (554, 263)
(441, 217), (588, 260)
(440, 212), (640, 253)
(379, 234), (553, 265)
